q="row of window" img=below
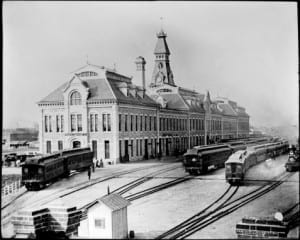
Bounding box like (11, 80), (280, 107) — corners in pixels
(119, 114), (157, 132)
(210, 119), (222, 131)
(45, 113), (247, 134)
(119, 139), (158, 158)
(223, 121), (239, 131)
(90, 113), (111, 132)
(46, 140), (63, 153)
(160, 118), (188, 131)
(46, 140), (110, 159)
(238, 122), (249, 130)
(45, 115), (64, 133)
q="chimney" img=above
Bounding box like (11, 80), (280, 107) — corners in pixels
(135, 56), (146, 91)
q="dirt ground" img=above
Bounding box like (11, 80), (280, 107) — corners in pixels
(1, 154), (299, 239)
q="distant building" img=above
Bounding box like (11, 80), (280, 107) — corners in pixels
(37, 29), (250, 165)
(2, 128), (38, 148)
(10, 128), (39, 142)
(78, 193), (130, 239)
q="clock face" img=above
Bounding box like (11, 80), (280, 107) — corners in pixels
(156, 75), (163, 83)
(156, 72), (165, 84)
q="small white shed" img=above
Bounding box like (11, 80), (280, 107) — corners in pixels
(78, 193), (131, 239)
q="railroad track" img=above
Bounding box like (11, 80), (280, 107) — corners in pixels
(156, 171), (295, 239)
(124, 175), (194, 202)
(80, 165), (183, 212)
(155, 185), (238, 239)
(2, 163), (178, 224)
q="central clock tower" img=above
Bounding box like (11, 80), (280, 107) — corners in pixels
(151, 29), (175, 87)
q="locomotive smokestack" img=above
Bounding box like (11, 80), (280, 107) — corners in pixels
(135, 56), (146, 91)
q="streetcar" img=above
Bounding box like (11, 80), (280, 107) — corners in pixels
(225, 141), (289, 184)
(21, 147), (93, 190)
(183, 144), (233, 175)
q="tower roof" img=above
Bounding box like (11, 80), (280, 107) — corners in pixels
(154, 30), (170, 55)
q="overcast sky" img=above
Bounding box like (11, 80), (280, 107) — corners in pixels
(3, 1), (298, 129)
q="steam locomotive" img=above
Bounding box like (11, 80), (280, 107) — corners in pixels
(285, 144), (299, 172)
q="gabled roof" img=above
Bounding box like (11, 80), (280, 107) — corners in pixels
(110, 81), (158, 107)
(159, 93), (188, 110)
(39, 82), (68, 103)
(218, 103), (238, 116)
(235, 107), (249, 117)
(38, 65), (158, 107)
(86, 78), (116, 101)
(38, 78), (115, 103)
(100, 193), (130, 211)
(210, 103), (223, 115)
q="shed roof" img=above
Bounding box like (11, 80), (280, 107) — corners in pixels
(100, 193), (131, 211)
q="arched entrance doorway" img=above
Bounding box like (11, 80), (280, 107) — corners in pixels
(73, 141), (81, 149)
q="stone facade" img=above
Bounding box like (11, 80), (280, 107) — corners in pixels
(37, 29), (250, 165)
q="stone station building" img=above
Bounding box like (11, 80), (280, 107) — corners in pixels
(38, 30), (249, 165)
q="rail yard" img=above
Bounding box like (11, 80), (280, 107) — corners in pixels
(1, 139), (299, 239)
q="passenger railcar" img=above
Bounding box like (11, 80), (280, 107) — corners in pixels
(22, 147), (93, 190)
(225, 141), (289, 184)
(225, 150), (257, 184)
(183, 144), (233, 175)
(227, 141), (247, 152)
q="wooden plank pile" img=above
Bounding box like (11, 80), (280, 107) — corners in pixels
(236, 217), (288, 239)
(12, 205), (81, 238)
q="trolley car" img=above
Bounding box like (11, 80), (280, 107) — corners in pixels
(22, 147), (93, 190)
(183, 144), (233, 175)
(225, 141), (289, 184)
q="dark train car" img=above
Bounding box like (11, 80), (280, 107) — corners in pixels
(183, 144), (233, 175)
(285, 144), (299, 172)
(228, 141), (247, 153)
(22, 153), (62, 190)
(61, 147), (94, 175)
(22, 147), (93, 190)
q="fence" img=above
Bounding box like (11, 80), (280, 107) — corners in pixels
(2, 179), (23, 197)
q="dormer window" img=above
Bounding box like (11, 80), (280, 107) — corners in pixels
(70, 91), (82, 105)
(78, 71), (98, 77)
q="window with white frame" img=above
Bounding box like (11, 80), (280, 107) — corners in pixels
(70, 91), (82, 105)
(90, 113), (98, 132)
(103, 114), (111, 132)
(70, 114), (82, 132)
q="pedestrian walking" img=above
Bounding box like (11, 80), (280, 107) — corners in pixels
(99, 158), (104, 168)
(92, 158), (96, 172)
(88, 167), (91, 180)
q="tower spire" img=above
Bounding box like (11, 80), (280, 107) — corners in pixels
(151, 28), (175, 87)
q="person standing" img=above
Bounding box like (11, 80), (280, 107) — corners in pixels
(88, 167), (91, 180)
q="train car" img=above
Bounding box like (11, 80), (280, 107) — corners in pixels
(183, 144), (233, 175)
(225, 141), (289, 184)
(225, 150), (257, 184)
(285, 145), (300, 172)
(22, 152), (62, 190)
(227, 141), (247, 153)
(22, 147), (93, 190)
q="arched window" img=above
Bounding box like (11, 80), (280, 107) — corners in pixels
(70, 91), (81, 105)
